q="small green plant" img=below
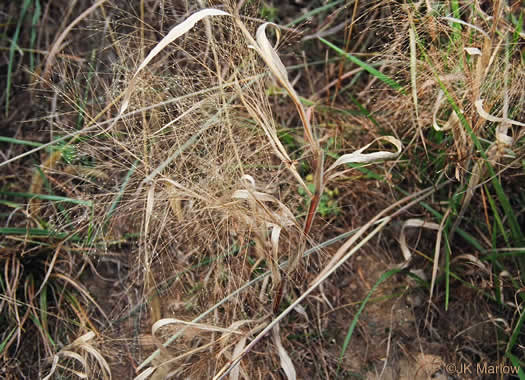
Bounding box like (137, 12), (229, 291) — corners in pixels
(260, 2), (278, 22)
(298, 175), (341, 218)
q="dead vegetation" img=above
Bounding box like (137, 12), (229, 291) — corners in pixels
(1, 1), (524, 379)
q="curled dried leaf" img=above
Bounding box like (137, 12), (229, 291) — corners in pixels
(440, 17), (489, 37)
(272, 324), (296, 380)
(240, 174), (256, 188)
(135, 367), (157, 380)
(432, 90), (449, 131)
(232, 176), (296, 228)
(42, 331), (110, 380)
(451, 254), (488, 271)
(475, 99), (525, 127)
(230, 337), (247, 380)
(120, 9), (230, 114)
(232, 189), (276, 203)
(464, 47), (482, 55)
(326, 136), (402, 178)
(399, 218), (440, 262)
(152, 318), (242, 336)
(269, 224), (283, 285)
(252, 22), (316, 150)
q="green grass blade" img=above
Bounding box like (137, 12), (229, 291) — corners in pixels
(400, 192), (485, 252)
(424, 53), (523, 246)
(0, 328), (16, 355)
(286, 0), (346, 27)
(76, 49), (97, 129)
(40, 284), (48, 332)
(506, 353), (525, 379)
(491, 179), (523, 246)
(0, 136), (43, 147)
(450, 0), (462, 36)
(319, 37), (406, 94)
(39, 285), (56, 348)
(506, 305), (525, 357)
(484, 185), (510, 245)
(0, 227), (74, 239)
(337, 268), (403, 376)
(422, 198), (523, 303)
(0, 191), (92, 206)
(444, 233), (451, 310)
(0, 199), (22, 208)
(103, 159), (138, 232)
(6, 0), (32, 116)
(29, 0), (41, 72)
(511, 11), (523, 58)
(347, 93), (379, 127)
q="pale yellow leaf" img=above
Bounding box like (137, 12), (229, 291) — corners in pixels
(135, 367), (157, 380)
(136, 9), (229, 75)
(230, 337), (247, 380)
(432, 90), (451, 131)
(464, 47), (481, 55)
(152, 318), (241, 336)
(475, 99), (525, 127)
(399, 218), (440, 262)
(441, 17), (489, 37)
(327, 136), (402, 175)
(272, 324), (296, 380)
(120, 9), (230, 113)
(145, 184), (155, 236)
(232, 189), (277, 203)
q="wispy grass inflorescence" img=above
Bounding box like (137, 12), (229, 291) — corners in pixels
(103, 4), (403, 379)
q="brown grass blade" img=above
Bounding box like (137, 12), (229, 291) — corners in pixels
(272, 323), (296, 380)
(43, 0), (108, 81)
(119, 8), (230, 115)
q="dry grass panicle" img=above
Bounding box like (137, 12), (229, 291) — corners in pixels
(69, 3), (308, 377)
